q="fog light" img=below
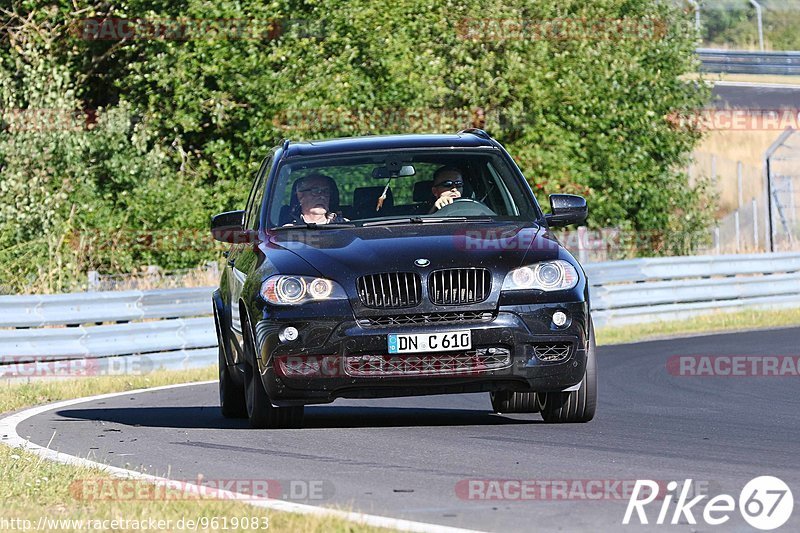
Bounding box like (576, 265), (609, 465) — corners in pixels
(279, 326), (299, 343)
(552, 311), (568, 327)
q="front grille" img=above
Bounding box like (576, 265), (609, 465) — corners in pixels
(429, 268), (491, 305)
(357, 272), (421, 309)
(532, 342), (572, 362)
(357, 311), (495, 328)
(345, 347), (511, 377)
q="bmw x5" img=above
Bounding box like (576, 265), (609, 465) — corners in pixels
(211, 129), (596, 428)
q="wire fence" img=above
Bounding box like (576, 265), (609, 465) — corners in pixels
(767, 129), (800, 251)
(86, 262), (219, 291)
(558, 128), (800, 262)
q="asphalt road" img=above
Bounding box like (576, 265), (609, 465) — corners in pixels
(18, 327), (800, 532)
(711, 83), (800, 109)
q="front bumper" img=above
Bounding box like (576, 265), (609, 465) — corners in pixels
(252, 301), (589, 405)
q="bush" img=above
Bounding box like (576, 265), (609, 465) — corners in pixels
(1, 0), (713, 293)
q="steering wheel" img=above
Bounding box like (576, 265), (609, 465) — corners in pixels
(435, 198), (497, 216)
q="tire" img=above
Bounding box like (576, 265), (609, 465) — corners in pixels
(490, 390), (539, 413)
(219, 345), (247, 418)
(215, 307), (246, 419)
(539, 320), (598, 423)
(241, 311), (304, 429)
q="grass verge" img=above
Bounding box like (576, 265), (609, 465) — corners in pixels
(595, 307), (800, 346)
(682, 72), (800, 86)
(698, 73), (800, 86)
(1, 367), (386, 533)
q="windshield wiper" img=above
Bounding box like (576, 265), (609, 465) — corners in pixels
(362, 216), (496, 227)
(272, 222), (355, 231)
(362, 217), (469, 227)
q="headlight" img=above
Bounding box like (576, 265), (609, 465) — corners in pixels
(261, 275), (346, 305)
(502, 260), (579, 292)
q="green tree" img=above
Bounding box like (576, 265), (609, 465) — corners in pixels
(1, 0), (713, 292)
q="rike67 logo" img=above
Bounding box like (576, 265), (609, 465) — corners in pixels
(624, 476), (794, 530)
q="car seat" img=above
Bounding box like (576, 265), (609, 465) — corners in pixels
(351, 186), (394, 219)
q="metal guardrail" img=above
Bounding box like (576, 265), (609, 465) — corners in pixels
(698, 48), (800, 75)
(0, 287), (212, 328)
(3, 317), (215, 359)
(0, 288), (216, 377)
(585, 252), (800, 327)
(1, 252), (799, 377)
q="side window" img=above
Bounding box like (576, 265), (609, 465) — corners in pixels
(244, 155), (274, 230)
(485, 161), (517, 216)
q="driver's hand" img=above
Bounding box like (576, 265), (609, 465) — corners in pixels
(434, 190), (461, 210)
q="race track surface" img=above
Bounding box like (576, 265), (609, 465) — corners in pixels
(711, 84), (800, 109)
(17, 327), (800, 532)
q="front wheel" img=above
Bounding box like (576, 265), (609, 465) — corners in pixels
(490, 390), (539, 413)
(242, 312), (304, 429)
(215, 306), (246, 418)
(539, 321), (597, 423)
(219, 344), (247, 418)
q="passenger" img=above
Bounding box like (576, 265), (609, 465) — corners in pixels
(288, 173), (347, 224)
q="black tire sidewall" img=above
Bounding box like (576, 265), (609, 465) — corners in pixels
(540, 319), (597, 423)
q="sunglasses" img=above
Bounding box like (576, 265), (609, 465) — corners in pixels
(433, 180), (464, 189)
(298, 186), (331, 195)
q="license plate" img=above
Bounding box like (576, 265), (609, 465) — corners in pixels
(387, 331), (472, 354)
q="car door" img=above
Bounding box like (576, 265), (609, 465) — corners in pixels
(227, 154), (273, 362)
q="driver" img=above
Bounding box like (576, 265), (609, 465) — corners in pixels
(428, 166), (464, 213)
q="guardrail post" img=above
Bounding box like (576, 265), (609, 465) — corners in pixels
(737, 161), (743, 209)
(714, 226), (720, 254)
(145, 265), (160, 286)
(753, 198), (759, 250)
(734, 211), (741, 252)
(87, 270), (99, 292)
(577, 226), (588, 264)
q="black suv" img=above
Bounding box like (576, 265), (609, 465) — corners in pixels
(211, 129), (596, 428)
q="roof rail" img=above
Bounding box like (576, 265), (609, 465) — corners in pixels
(458, 128), (491, 139)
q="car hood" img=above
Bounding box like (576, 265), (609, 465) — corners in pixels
(267, 221), (559, 280)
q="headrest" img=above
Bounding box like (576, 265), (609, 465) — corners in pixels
(353, 186), (393, 209)
(413, 180), (434, 203)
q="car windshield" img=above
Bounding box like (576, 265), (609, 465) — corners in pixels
(265, 149), (539, 228)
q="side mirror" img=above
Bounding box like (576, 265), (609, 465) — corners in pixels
(545, 194), (587, 228)
(211, 210), (257, 243)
